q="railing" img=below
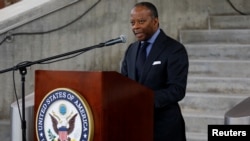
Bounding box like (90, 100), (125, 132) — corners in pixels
(0, 0), (81, 34)
(225, 97), (250, 124)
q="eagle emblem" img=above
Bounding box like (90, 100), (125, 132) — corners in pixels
(36, 88), (94, 141)
(49, 104), (78, 141)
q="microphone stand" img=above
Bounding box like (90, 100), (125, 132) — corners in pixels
(0, 42), (109, 141)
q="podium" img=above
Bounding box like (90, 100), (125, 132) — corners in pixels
(34, 70), (154, 141)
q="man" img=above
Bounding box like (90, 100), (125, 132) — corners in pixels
(120, 2), (189, 141)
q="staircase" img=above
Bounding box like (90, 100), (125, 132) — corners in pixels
(179, 15), (250, 141)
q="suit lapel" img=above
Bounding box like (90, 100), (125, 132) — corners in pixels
(139, 31), (167, 83)
(131, 42), (141, 80)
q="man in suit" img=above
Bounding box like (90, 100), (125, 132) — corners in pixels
(120, 2), (189, 141)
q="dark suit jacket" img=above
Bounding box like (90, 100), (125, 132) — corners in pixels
(121, 29), (189, 141)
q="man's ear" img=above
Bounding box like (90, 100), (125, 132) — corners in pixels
(153, 18), (159, 27)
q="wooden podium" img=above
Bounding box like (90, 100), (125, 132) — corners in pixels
(34, 70), (153, 141)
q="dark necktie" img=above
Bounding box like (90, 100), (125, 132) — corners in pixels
(136, 41), (149, 80)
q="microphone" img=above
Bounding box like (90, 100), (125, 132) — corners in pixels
(104, 35), (126, 46)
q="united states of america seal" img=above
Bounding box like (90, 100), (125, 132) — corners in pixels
(36, 88), (94, 141)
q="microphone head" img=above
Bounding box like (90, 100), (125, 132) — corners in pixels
(120, 35), (127, 43)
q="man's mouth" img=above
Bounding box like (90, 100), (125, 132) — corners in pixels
(135, 32), (143, 38)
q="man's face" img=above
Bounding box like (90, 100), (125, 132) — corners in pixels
(130, 6), (159, 41)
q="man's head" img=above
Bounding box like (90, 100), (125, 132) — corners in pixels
(130, 2), (159, 41)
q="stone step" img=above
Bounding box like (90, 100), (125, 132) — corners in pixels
(186, 132), (207, 141)
(183, 111), (224, 134)
(187, 77), (250, 94)
(181, 93), (248, 140)
(185, 44), (250, 60)
(209, 15), (250, 29)
(180, 29), (250, 44)
(180, 92), (247, 116)
(189, 60), (250, 77)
